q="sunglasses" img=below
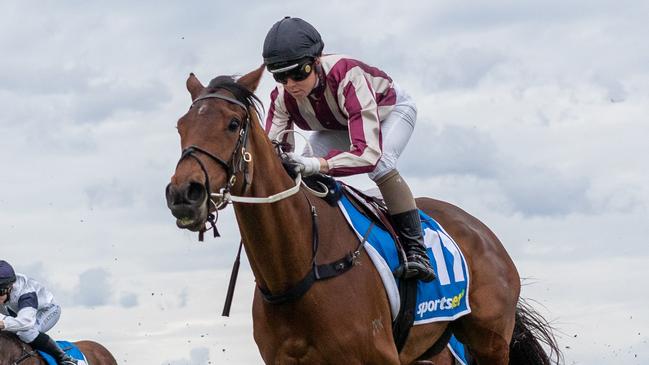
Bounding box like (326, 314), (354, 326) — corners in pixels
(0, 287), (10, 296)
(272, 62), (314, 84)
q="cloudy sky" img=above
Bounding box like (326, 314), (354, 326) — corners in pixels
(1, 1), (648, 364)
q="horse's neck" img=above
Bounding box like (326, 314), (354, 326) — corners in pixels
(232, 125), (315, 293)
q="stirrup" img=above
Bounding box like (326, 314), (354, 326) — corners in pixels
(393, 255), (436, 282)
(59, 357), (78, 365)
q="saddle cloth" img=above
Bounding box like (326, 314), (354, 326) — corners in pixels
(449, 334), (470, 365)
(337, 194), (471, 324)
(38, 341), (88, 365)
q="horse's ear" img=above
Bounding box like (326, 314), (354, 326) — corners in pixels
(237, 65), (265, 93)
(186, 73), (204, 100)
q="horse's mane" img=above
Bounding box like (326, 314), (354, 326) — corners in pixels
(0, 330), (15, 340)
(0, 330), (23, 349)
(207, 75), (264, 120)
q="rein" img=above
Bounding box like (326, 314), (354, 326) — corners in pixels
(9, 340), (38, 365)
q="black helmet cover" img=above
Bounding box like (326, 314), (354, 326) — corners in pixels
(263, 16), (324, 72)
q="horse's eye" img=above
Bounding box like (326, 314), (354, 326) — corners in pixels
(228, 118), (240, 132)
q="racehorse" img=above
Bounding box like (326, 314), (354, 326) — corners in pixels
(0, 331), (117, 365)
(165, 66), (561, 365)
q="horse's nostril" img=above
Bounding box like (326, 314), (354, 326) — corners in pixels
(186, 182), (206, 203)
(165, 183), (173, 200)
(165, 183), (182, 207)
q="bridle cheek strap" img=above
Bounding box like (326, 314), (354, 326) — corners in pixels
(176, 92), (252, 240)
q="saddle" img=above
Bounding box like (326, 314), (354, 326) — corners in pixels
(303, 173), (402, 253)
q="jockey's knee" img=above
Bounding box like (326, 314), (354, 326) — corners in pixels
(17, 328), (39, 343)
(368, 157), (398, 182)
(372, 168), (400, 184)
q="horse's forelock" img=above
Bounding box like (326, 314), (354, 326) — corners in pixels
(206, 75), (263, 118)
(207, 75), (236, 90)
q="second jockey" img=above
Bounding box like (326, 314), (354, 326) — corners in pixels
(0, 260), (78, 365)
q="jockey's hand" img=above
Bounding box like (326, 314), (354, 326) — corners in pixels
(286, 153), (322, 177)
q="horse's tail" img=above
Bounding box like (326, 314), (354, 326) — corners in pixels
(508, 298), (563, 365)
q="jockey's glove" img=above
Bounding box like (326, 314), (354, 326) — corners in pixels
(287, 152), (321, 177)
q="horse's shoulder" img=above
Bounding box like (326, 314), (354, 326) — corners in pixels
(0, 331), (37, 360)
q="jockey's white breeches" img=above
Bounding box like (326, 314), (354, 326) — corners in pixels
(16, 304), (61, 343)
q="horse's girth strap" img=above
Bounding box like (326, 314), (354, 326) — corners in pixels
(259, 222), (374, 305)
(258, 253), (358, 305)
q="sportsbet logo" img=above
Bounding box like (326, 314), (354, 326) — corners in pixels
(416, 289), (465, 318)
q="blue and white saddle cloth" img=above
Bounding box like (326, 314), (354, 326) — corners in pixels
(449, 335), (469, 365)
(337, 195), (471, 324)
(38, 341), (88, 365)
(338, 195), (471, 364)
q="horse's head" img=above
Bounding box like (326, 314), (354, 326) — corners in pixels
(165, 66), (264, 232)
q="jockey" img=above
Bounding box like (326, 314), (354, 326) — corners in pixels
(0, 260), (78, 365)
(263, 16), (436, 282)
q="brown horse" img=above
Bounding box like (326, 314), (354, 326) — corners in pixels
(0, 331), (117, 365)
(165, 66), (561, 365)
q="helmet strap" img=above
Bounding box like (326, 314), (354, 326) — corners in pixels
(309, 62), (326, 97)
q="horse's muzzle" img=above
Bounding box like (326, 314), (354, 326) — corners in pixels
(165, 181), (208, 231)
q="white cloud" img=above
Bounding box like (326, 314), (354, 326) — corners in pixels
(163, 347), (210, 365)
(119, 292), (139, 308)
(73, 268), (112, 307)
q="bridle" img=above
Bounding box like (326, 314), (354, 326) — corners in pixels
(175, 91), (253, 240)
(172, 88), (368, 314)
(175, 89), (304, 240)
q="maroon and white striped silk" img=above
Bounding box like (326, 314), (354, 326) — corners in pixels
(265, 54), (397, 177)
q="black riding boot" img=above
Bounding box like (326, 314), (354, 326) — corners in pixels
(30, 332), (78, 365)
(392, 210), (436, 282)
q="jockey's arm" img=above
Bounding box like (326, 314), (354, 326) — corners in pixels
(325, 73), (382, 176)
(1, 306), (37, 332)
(1, 292), (38, 332)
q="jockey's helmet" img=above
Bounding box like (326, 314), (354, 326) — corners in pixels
(0, 260), (16, 289)
(263, 16), (324, 73)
